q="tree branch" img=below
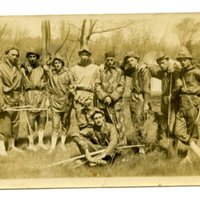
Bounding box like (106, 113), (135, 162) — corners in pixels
(91, 22), (134, 35)
(86, 19), (98, 43)
(80, 19), (87, 47)
(55, 26), (71, 54)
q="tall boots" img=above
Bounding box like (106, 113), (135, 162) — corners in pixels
(181, 139), (200, 164)
(0, 140), (7, 156)
(27, 134), (37, 152)
(37, 130), (48, 150)
(60, 135), (67, 151)
(8, 138), (23, 153)
(48, 134), (67, 153)
(48, 133), (58, 153)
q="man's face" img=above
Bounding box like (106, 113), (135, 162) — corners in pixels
(158, 58), (169, 71)
(80, 52), (90, 63)
(28, 54), (37, 65)
(179, 58), (192, 69)
(127, 57), (138, 68)
(93, 113), (104, 127)
(7, 49), (19, 65)
(105, 57), (115, 68)
(54, 59), (63, 71)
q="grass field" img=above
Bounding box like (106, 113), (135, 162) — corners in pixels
(1, 83), (200, 180)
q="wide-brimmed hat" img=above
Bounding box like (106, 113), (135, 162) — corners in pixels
(124, 51), (140, 63)
(52, 54), (65, 66)
(176, 46), (193, 61)
(26, 48), (40, 59)
(156, 51), (169, 64)
(5, 47), (20, 57)
(78, 45), (91, 56)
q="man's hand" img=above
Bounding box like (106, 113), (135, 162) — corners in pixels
(138, 63), (147, 72)
(26, 65), (32, 73)
(144, 103), (149, 113)
(43, 65), (49, 71)
(20, 67), (26, 75)
(96, 151), (107, 160)
(104, 96), (112, 106)
(176, 79), (183, 88)
(90, 157), (107, 165)
(0, 103), (6, 112)
(85, 149), (107, 165)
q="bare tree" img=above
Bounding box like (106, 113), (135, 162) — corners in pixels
(175, 18), (200, 47)
(0, 24), (8, 40)
(127, 21), (154, 58)
(76, 19), (135, 47)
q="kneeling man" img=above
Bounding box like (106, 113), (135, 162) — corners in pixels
(72, 108), (118, 166)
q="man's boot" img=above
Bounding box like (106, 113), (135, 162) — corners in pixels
(38, 130), (48, 150)
(0, 140), (7, 156)
(8, 138), (23, 153)
(60, 135), (67, 151)
(27, 134), (37, 152)
(189, 139), (200, 159)
(180, 148), (193, 165)
(48, 135), (58, 153)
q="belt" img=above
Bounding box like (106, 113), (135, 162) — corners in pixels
(180, 93), (200, 97)
(76, 86), (93, 93)
(4, 90), (20, 94)
(25, 89), (43, 92)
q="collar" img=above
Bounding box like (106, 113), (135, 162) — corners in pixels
(78, 59), (92, 67)
(5, 58), (15, 68)
(104, 64), (116, 71)
(94, 121), (107, 131)
(52, 67), (65, 75)
(182, 64), (195, 73)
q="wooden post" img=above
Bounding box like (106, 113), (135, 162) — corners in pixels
(41, 20), (51, 64)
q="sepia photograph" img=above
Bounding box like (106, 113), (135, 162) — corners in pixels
(0, 10), (200, 189)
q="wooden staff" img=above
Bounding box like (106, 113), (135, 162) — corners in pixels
(45, 144), (145, 168)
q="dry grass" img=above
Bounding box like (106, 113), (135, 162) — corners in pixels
(1, 89), (200, 179)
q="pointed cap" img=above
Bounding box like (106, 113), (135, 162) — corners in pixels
(78, 45), (91, 56)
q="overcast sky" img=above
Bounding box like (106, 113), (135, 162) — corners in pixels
(1, 13), (200, 46)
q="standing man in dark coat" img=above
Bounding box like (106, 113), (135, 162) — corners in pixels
(95, 51), (126, 145)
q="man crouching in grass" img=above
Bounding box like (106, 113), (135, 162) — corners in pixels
(72, 107), (118, 166)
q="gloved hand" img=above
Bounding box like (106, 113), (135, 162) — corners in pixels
(0, 103), (6, 112)
(176, 79), (183, 88)
(104, 96), (112, 106)
(26, 65), (33, 73)
(43, 65), (49, 71)
(96, 151), (107, 160)
(144, 103), (149, 113)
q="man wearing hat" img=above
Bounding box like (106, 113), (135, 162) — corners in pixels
(71, 45), (100, 132)
(147, 51), (181, 154)
(174, 46), (200, 163)
(43, 54), (74, 152)
(72, 107), (118, 166)
(0, 47), (23, 155)
(95, 51), (126, 145)
(123, 51), (151, 154)
(21, 49), (48, 151)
